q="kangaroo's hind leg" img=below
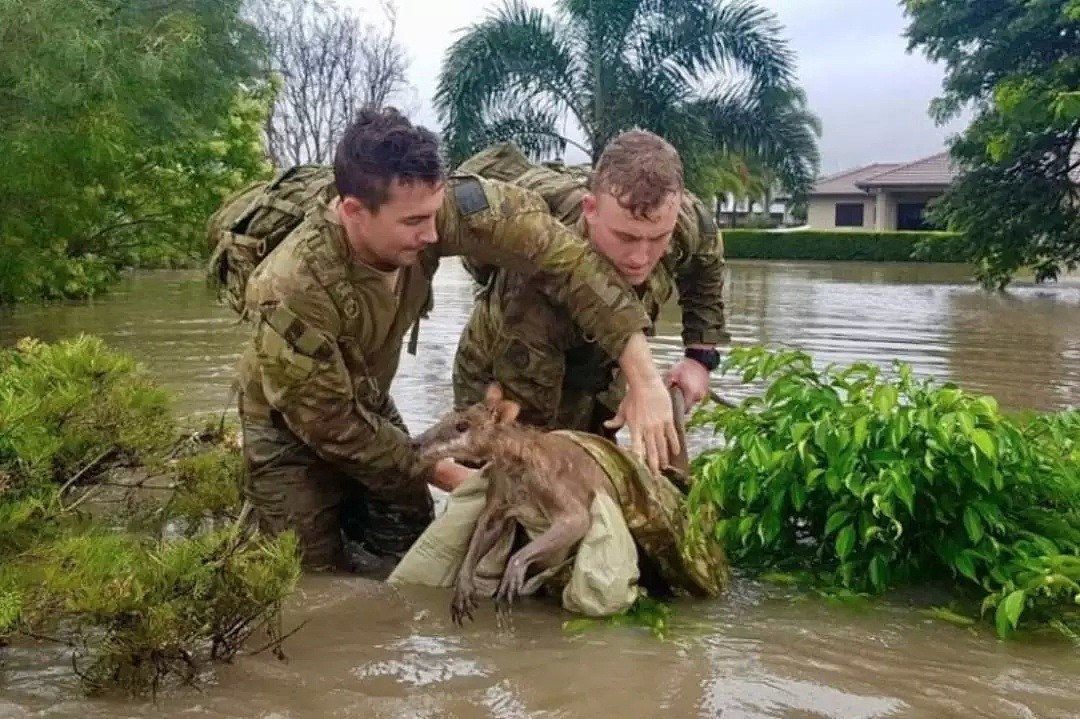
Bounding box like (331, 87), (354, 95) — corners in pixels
(493, 497), (591, 614)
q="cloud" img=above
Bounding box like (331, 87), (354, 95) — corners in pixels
(343, 0), (971, 174)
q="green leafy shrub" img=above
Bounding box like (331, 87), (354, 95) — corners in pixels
(722, 229), (967, 263)
(0, 336), (302, 696)
(686, 346), (1080, 640)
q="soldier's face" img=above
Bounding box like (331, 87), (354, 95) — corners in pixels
(340, 179), (445, 269)
(582, 191), (679, 286)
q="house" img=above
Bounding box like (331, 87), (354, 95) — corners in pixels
(806, 152), (957, 231)
(715, 190), (793, 227)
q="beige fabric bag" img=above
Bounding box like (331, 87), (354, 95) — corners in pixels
(387, 467), (641, 617)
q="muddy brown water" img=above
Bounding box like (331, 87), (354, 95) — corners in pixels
(1, 259), (1079, 718)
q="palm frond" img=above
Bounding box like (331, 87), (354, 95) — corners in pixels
(468, 101), (575, 161)
(434, 0), (584, 162)
(694, 82), (821, 196)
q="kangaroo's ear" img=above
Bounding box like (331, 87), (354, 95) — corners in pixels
(495, 399), (520, 424)
(484, 382), (504, 404)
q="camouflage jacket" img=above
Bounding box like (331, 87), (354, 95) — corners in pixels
(456, 142), (730, 349)
(236, 168), (652, 491)
(451, 148), (730, 429)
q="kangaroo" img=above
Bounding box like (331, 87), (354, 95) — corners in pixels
(411, 382), (688, 625)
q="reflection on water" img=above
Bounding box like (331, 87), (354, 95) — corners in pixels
(1, 258), (1079, 718)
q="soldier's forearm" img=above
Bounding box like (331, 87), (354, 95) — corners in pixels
(277, 398), (419, 484)
(617, 332), (664, 388)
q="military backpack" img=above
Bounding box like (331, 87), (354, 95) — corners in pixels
(205, 164), (337, 320)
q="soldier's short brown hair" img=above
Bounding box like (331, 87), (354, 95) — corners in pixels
(333, 107), (445, 211)
(591, 130), (684, 219)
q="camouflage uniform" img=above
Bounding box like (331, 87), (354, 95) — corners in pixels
(451, 143), (730, 436)
(553, 430), (730, 598)
(232, 167), (654, 572)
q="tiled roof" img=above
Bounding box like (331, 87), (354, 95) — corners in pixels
(809, 152), (957, 195)
(855, 151), (956, 188)
(809, 163), (903, 195)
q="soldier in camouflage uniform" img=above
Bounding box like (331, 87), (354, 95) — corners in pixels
(448, 131), (732, 596)
(221, 109), (681, 574)
(452, 131), (730, 441)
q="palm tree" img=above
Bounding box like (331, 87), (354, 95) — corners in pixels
(434, 0), (821, 196)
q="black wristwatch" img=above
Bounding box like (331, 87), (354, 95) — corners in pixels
(684, 347), (720, 372)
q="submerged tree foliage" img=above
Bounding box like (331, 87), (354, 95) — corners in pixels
(0, 0), (275, 303)
(686, 346), (1080, 643)
(902, 0), (1080, 290)
(0, 335), (301, 696)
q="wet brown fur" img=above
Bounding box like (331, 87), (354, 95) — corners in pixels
(412, 383), (620, 624)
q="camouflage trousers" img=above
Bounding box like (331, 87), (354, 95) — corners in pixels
(239, 410), (434, 574)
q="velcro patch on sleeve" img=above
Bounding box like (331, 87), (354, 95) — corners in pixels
(263, 305), (335, 362)
(452, 177), (490, 216)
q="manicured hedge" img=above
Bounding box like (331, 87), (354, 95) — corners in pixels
(721, 229), (968, 263)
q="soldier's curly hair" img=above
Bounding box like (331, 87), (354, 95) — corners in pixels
(591, 129), (684, 220)
(333, 107), (445, 211)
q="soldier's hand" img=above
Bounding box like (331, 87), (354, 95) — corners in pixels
(430, 458), (477, 493)
(605, 376), (680, 475)
(664, 358), (711, 409)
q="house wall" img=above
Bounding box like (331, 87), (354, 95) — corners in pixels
(807, 194), (875, 229)
(808, 190), (945, 230)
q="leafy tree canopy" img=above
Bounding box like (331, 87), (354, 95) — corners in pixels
(0, 0), (274, 303)
(904, 0), (1080, 289)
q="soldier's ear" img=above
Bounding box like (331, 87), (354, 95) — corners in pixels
(581, 192), (598, 219)
(495, 400), (520, 424)
(340, 195), (374, 221)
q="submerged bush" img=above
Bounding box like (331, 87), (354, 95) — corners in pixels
(686, 346), (1080, 641)
(0, 335), (302, 696)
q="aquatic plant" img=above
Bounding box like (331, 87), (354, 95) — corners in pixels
(685, 345), (1080, 641)
(0, 335), (302, 696)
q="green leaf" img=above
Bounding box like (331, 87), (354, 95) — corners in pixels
(869, 554), (887, 591)
(1052, 91), (1080, 122)
(995, 590), (1027, 636)
(873, 385), (897, 415)
(825, 468), (843, 493)
(824, 511), (851, 537)
(814, 422), (830, 451)
(893, 473), (916, 516)
(741, 476), (761, 504)
(922, 606), (976, 627)
(953, 551), (978, 581)
(962, 506), (985, 544)
(852, 416), (869, 447)
(791, 422), (813, 443)
(789, 482), (807, 511)
(835, 525), (856, 560)
(758, 511), (782, 545)
(976, 396), (998, 416)
(970, 429), (996, 459)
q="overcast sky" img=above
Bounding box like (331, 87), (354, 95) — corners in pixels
(346, 0), (970, 177)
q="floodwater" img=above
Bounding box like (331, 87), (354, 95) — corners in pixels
(1, 259), (1079, 718)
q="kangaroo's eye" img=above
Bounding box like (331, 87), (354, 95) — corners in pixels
(455, 420), (469, 433)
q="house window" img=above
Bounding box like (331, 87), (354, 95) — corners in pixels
(834, 203), (864, 227)
(897, 202), (930, 231)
